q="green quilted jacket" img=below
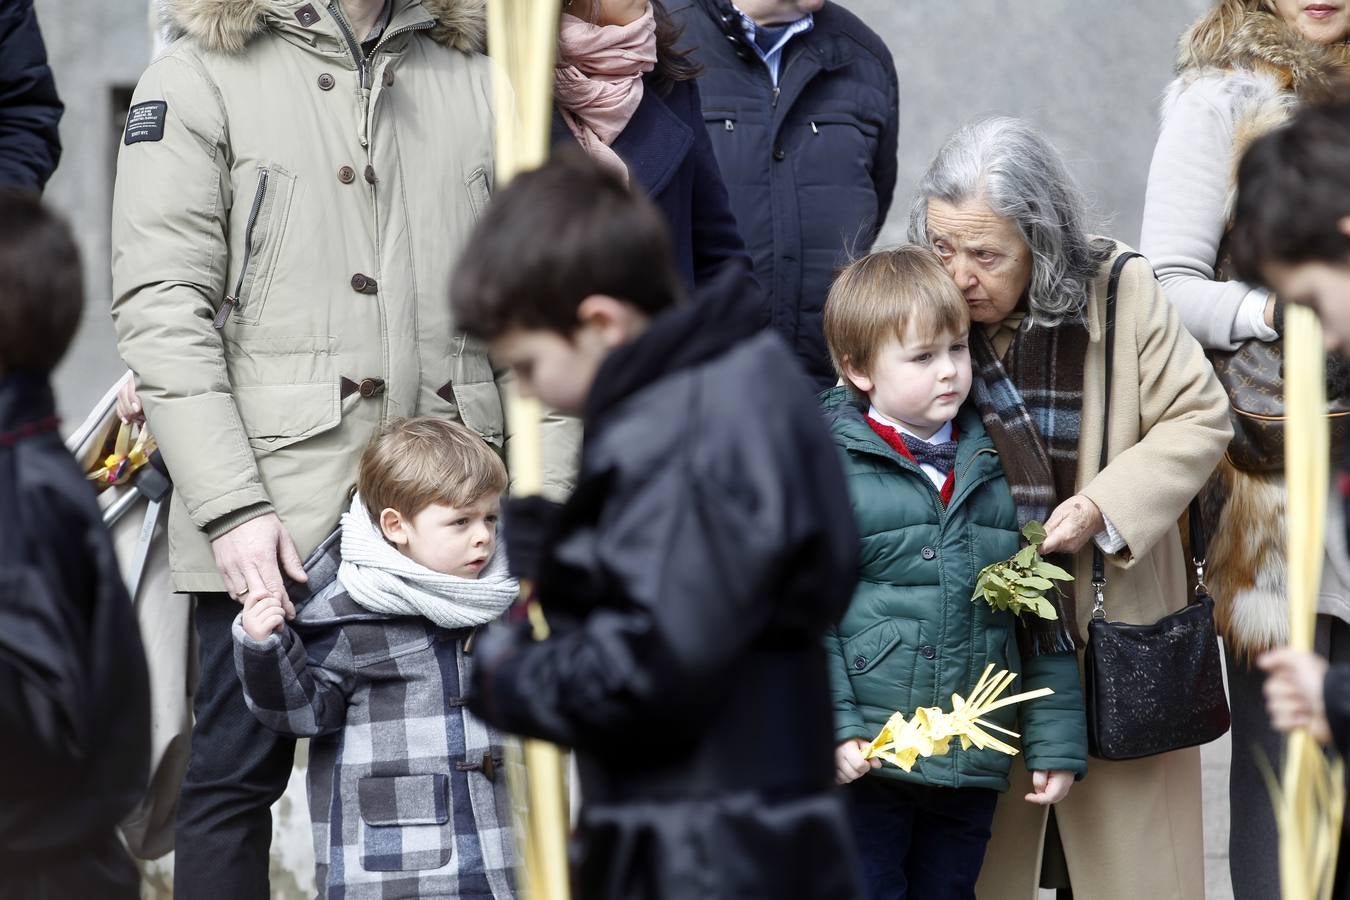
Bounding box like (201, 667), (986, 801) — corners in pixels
(822, 388), (1087, 791)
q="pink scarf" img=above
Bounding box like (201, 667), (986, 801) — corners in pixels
(554, 7), (658, 182)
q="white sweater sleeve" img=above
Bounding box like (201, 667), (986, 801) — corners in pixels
(1139, 78), (1277, 351)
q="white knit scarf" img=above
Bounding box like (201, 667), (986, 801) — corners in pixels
(337, 494), (518, 629)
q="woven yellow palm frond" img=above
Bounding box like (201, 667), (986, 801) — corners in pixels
(1277, 304), (1345, 900)
(862, 665), (1053, 772)
(485, 2), (570, 898)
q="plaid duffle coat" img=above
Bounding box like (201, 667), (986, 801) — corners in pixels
(233, 544), (515, 900)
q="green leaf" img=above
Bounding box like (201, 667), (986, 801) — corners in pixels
(1018, 576), (1055, 591)
(1022, 522), (1047, 545)
(1034, 597), (1058, 619)
(1014, 545), (1037, 568)
(1037, 561), (1074, 581)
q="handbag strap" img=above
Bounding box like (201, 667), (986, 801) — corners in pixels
(1090, 252), (1208, 619)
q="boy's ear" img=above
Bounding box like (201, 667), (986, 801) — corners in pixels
(577, 294), (648, 349)
(839, 358), (874, 396)
(379, 508), (410, 546)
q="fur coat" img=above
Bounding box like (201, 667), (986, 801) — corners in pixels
(1164, 8), (1350, 658)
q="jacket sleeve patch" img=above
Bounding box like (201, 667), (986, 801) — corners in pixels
(124, 101), (168, 145)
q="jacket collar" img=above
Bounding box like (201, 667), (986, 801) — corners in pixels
(822, 386), (995, 478)
(552, 76), (695, 199)
(158, 0), (484, 55)
(0, 372), (57, 434)
(611, 80), (695, 198)
(583, 261), (764, 427)
(1177, 6), (1350, 100)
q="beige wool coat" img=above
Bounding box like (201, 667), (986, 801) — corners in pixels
(976, 246), (1232, 900)
(111, 0), (578, 593)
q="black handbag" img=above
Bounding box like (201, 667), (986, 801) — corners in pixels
(1083, 253), (1231, 761)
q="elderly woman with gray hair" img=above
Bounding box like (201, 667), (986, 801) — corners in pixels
(908, 117), (1231, 900)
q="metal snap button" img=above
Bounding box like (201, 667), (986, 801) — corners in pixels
(920, 645), (937, 660)
(853, 656), (867, 670)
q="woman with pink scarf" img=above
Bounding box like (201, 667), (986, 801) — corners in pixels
(554, 0), (751, 292)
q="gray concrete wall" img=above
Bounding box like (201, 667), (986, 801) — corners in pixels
(38, 0), (1212, 426)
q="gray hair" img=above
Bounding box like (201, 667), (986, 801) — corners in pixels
(907, 117), (1114, 326)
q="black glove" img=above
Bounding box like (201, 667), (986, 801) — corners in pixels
(502, 495), (565, 583)
(465, 618), (533, 730)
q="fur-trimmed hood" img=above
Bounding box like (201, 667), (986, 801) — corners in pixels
(1177, 6), (1350, 100)
(158, 0), (485, 55)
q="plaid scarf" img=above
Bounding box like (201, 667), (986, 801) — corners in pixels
(970, 319), (1086, 653)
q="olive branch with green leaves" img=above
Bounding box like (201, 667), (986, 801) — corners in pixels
(971, 522), (1073, 620)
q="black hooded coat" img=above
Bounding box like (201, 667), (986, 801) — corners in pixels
(0, 374), (149, 899)
(470, 267), (863, 899)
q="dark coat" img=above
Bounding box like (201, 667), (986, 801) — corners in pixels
(0, 374), (149, 898)
(821, 390), (1088, 791)
(552, 74), (750, 292)
(0, 0), (62, 191)
(669, 0), (899, 389)
(470, 265), (863, 900)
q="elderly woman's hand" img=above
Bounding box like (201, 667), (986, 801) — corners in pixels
(1038, 494), (1105, 555)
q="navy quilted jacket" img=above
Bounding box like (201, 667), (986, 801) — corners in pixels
(670, 0), (898, 389)
(0, 0), (62, 191)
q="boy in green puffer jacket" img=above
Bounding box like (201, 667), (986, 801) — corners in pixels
(821, 246), (1087, 900)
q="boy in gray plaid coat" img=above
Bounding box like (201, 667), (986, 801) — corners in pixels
(233, 418), (518, 899)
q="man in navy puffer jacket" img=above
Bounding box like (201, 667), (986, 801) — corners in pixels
(670, 0), (898, 389)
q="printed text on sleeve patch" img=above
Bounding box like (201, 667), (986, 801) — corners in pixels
(124, 101), (168, 145)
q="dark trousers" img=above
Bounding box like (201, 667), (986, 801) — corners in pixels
(846, 775), (997, 900)
(174, 593), (295, 900)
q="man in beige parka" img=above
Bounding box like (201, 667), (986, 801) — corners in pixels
(110, 0), (574, 895)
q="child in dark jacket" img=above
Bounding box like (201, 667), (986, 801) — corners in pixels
(821, 247), (1087, 900)
(232, 418), (517, 900)
(454, 153), (864, 900)
(0, 190), (150, 899)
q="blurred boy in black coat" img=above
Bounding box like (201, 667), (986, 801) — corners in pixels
(455, 153), (864, 900)
(0, 190), (149, 899)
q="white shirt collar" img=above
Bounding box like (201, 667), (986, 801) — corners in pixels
(867, 407), (954, 445)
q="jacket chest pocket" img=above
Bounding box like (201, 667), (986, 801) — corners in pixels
(221, 164), (296, 328)
(357, 773), (453, 872)
(796, 112), (879, 173)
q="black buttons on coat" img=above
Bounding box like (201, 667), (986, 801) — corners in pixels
(921, 546), (937, 561)
(358, 378), (386, 399)
(350, 273), (377, 294)
(773, 147), (786, 161)
(920, 645), (937, 660)
(364, 165), (377, 185)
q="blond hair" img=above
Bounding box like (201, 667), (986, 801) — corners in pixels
(823, 245), (970, 388)
(358, 417), (507, 520)
(1180, 1), (1281, 70)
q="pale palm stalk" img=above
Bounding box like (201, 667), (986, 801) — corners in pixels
(486, 2), (570, 898)
(1278, 304), (1345, 900)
